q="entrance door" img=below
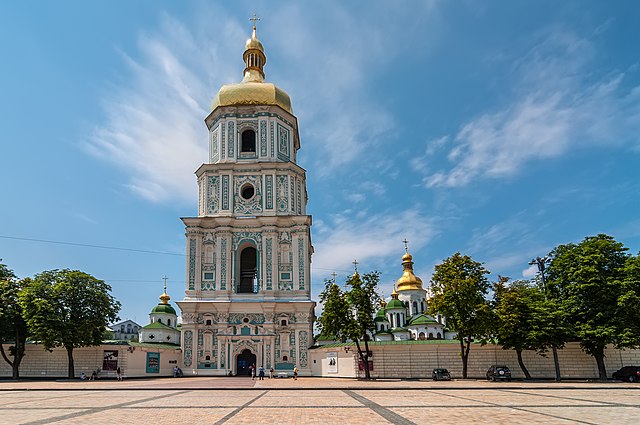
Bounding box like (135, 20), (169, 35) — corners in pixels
(236, 349), (257, 376)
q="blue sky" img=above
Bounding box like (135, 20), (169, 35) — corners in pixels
(1, 1), (639, 324)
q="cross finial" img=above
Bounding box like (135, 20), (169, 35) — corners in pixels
(250, 13), (261, 30)
(162, 275), (168, 292)
(403, 238), (409, 253)
(353, 259), (359, 273)
(331, 272), (337, 283)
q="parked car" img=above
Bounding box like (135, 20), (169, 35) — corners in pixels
(486, 365), (511, 381)
(432, 368), (451, 381)
(612, 366), (640, 382)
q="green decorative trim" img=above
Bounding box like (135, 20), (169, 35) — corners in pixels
(222, 175), (229, 210)
(227, 121), (235, 158)
(188, 238), (196, 290)
(260, 120), (267, 157)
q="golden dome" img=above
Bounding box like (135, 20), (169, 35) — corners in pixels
(211, 22), (292, 113)
(396, 249), (424, 291)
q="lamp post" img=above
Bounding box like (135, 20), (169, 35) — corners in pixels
(529, 256), (561, 382)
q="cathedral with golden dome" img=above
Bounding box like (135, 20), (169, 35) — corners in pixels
(373, 244), (451, 341)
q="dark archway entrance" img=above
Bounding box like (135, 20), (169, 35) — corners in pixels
(236, 349), (256, 376)
(238, 246), (257, 293)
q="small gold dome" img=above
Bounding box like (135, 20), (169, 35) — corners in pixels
(245, 34), (264, 52)
(159, 291), (170, 305)
(396, 250), (424, 291)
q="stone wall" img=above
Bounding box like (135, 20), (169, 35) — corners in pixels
(309, 342), (640, 379)
(0, 343), (182, 378)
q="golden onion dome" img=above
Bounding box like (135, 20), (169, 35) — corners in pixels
(210, 22), (292, 113)
(396, 249), (424, 291)
(159, 279), (171, 304)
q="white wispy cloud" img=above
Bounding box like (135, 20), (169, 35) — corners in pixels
(86, 9), (244, 203)
(421, 28), (640, 188)
(312, 208), (438, 275)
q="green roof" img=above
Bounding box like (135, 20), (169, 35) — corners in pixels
(129, 342), (181, 349)
(310, 339), (459, 349)
(390, 327), (410, 333)
(151, 303), (177, 315)
(386, 299), (404, 309)
(408, 314), (439, 326)
(142, 321), (175, 331)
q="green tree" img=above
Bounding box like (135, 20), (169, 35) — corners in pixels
(317, 271), (381, 379)
(546, 234), (629, 380)
(19, 269), (121, 378)
(492, 277), (567, 379)
(0, 262), (29, 379)
(429, 253), (492, 379)
(617, 253), (640, 348)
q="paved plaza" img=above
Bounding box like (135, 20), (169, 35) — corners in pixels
(1, 378), (638, 424)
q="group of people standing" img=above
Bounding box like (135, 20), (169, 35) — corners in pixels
(249, 364), (299, 380)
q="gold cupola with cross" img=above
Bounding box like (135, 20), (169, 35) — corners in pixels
(396, 240), (424, 291)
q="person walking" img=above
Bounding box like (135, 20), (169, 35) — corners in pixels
(258, 366), (265, 380)
(250, 364), (256, 380)
(293, 365), (299, 380)
(116, 367), (123, 381)
(269, 367), (274, 379)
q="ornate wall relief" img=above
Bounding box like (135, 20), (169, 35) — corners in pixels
(220, 238), (227, 290)
(277, 123), (290, 159)
(211, 126), (219, 163)
(265, 175), (273, 210)
(188, 238), (196, 290)
(222, 175), (230, 210)
(260, 120), (267, 157)
(298, 236), (305, 290)
(183, 330), (193, 367)
(276, 175), (288, 212)
(233, 175), (263, 215)
(206, 176), (220, 214)
(298, 330), (308, 367)
(265, 237), (273, 290)
(227, 121), (235, 158)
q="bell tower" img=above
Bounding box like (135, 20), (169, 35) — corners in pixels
(177, 19), (315, 376)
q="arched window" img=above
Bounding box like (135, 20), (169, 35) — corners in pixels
(419, 332), (426, 340)
(238, 246), (257, 293)
(437, 332), (442, 339)
(241, 129), (256, 153)
(412, 301), (418, 315)
(158, 318), (162, 324)
(283, 355), (288, 362)
(281, 319), (287, 326)
(428, 332), (434, 340)
(168, 319), (171, 327)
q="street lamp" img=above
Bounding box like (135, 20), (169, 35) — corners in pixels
(529, 255), (561, 382)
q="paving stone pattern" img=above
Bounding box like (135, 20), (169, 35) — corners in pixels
(0, 378), (638, 424)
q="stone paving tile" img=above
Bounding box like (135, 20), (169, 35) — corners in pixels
(54, 407), (235, 425)
(524, 406), (640, 425)
(452, 393), (605, 407)
(130, 393), (257, 408)
(251, 390), (363, 407)
(354, 389), (489, 407)
(228, 407), (391, 425)
(3, 409), (90, 425)
(507, 389), (640, 406)
(390, 406), (572, 424)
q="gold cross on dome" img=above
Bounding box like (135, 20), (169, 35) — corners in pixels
(403, 239), (409, 252)
(353, 259), (359, 273)
(162, 275), (168, 291)
(331, 272), (337, 283)
(250, 13), (261, 29)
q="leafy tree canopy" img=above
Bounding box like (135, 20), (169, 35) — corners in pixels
(19, 269), (121, 377)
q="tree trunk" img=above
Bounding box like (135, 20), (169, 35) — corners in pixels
(66, 345), (75, 378)
(516, 349), (531, 379)
(0, 343), (14, 376)
(354, 340), (370, 379)
(593, 345), (607, 380)
(551, 345), (561, 382)
(460, 338), (469, 379)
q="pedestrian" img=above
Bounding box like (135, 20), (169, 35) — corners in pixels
(116, 367), (122, 381)
(80, 372), (86, 380)
(173, 366), (179, 378)
(258, 366), (265, 380)
(293, 365), (299, 380)
(90, 370), (97, 381)
(250, 364), (256, 380)
(269, 367), (274, 379)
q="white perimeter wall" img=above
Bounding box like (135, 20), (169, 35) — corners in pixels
(0, 344), (182, 378)
(309, 342), (640, 379)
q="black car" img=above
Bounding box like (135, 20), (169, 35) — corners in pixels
(612, 366), (640, 382)
(432, 368), (451, 381)
(486, 365), (511, 381)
